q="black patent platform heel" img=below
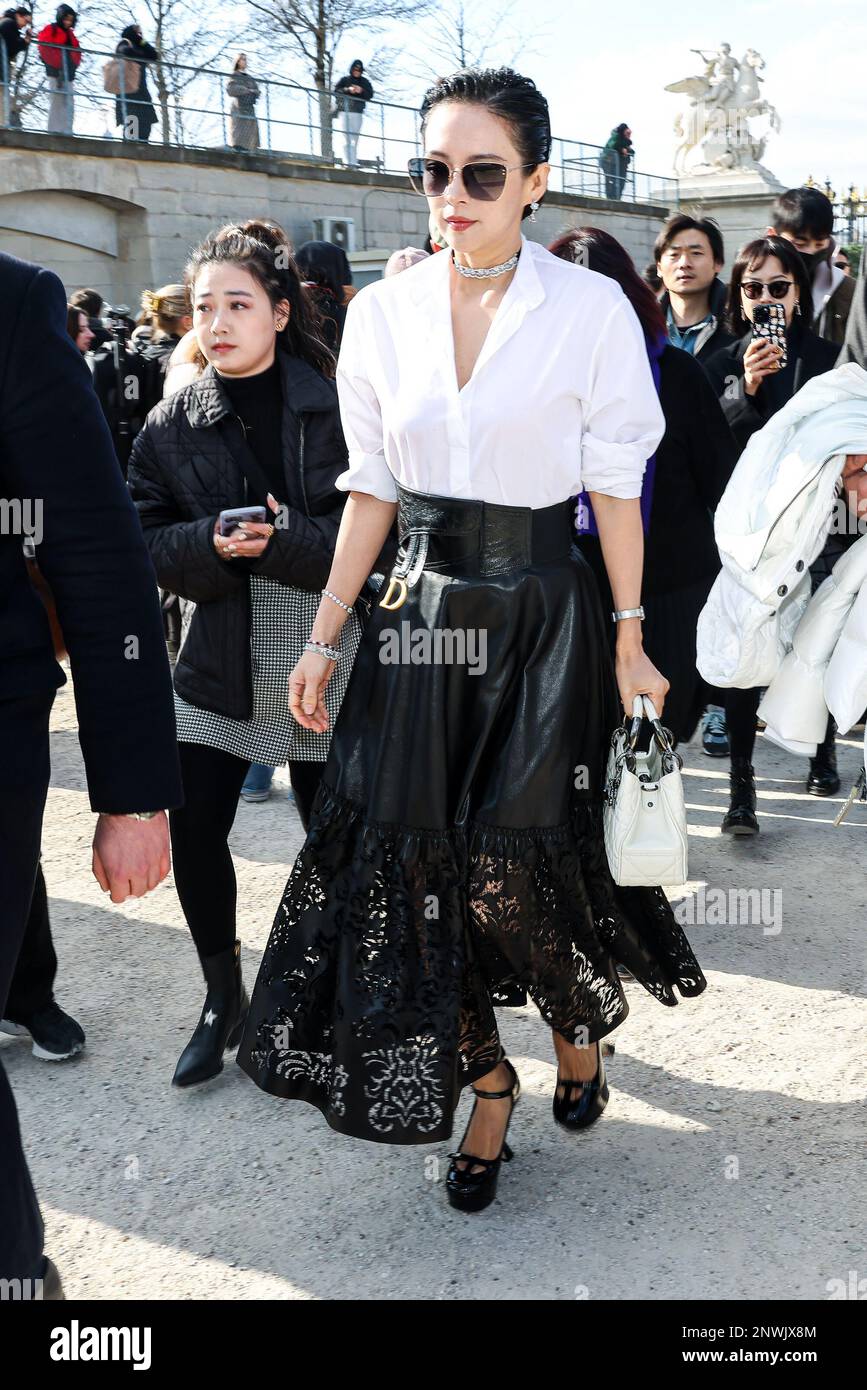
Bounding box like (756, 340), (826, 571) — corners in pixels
(553, 1039), (614, 1130)
(445, 1058), (520, 1213)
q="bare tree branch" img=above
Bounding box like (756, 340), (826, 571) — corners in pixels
(394, 0), (550, 100)
(243, 0), (434, 156)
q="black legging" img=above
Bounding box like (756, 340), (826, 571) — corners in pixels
(725, 687), (762, 762)
(170, 741), (325, 959)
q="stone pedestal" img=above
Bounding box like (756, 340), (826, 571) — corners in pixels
(677, 165), (786, 271)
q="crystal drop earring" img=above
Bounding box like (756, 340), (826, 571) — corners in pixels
(529, 200), (540, 223)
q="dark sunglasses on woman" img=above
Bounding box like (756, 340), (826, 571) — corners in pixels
(740, 279), (795, 301)
(408, 156), (533, 201)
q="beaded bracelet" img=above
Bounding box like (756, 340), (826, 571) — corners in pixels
(305, 638), (340, 663)
(322, 588), (354, 615)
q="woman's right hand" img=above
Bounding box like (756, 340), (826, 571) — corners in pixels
(212, 518), (273, 560)
(743, 337), (783, 395)
(288, 650), (336, 732)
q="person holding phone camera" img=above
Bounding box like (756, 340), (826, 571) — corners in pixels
(704, 236), (839, 832)
(333, 58), (372, 166)
(127, 219), (371, 1091)
(704, 236), (837, 453)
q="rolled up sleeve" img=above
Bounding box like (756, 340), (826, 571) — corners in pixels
(580, 295), (665, 499)
(335, 296), (399, 503)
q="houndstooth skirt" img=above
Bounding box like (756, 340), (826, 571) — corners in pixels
(174, 575), (362, 764)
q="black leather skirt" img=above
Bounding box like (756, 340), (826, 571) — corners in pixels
(237, 485), (706, 1145)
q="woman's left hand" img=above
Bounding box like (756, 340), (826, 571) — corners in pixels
(615, 644), (670, 718)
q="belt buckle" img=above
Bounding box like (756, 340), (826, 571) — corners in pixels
(379, 531), (429, 609)
(379, 575), (408, 610)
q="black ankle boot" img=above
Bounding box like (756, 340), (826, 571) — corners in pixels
(172, 940), (249, 1088)
(807, 718), (840, 796)
(721, 757), (759, 835)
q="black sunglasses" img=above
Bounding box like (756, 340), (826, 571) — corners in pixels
(407, 157), (533, 202)
(741, 279), (795, 300)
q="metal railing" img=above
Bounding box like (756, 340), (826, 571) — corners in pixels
(1, 41), (678, 207)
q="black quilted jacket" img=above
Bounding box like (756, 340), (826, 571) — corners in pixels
(127, 353), (349, 720)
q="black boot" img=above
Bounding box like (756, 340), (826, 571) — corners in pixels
(721, 757), (759, 835)
(172, 940), (249, 1088)
(807, 717), (840, 796)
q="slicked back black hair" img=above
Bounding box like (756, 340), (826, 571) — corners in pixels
(420, 66), (551, 220)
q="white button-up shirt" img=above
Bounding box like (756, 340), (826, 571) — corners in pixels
(335, 234), (664, 509)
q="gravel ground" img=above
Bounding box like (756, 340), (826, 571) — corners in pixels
(4, 677), (865, 1300)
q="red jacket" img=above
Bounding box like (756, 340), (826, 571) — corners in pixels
(37, 24), (82, 74)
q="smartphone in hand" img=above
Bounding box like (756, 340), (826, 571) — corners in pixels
(218, 505), (267, 537)
(752, 302), (787, 369)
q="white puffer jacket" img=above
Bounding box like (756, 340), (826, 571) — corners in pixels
(758, 533), (867, 758)
(696, 363), (867, 688)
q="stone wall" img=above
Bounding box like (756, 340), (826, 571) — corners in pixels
(0, 130), (674, 303)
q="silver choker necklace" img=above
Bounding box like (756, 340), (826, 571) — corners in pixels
(452, 249), (520, 279)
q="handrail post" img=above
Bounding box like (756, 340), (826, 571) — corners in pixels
(1, 41), (9, 128)
(118, 49), (127, 140)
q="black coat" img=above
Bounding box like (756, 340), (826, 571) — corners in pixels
(334, 72), (373, 112)
(577, 345), (738, 599)
(0, 251), (182, 813)
(115, 34), (158, 132)
(704, 323), (840, 455)
(0, 14), (29, 65)
(127, 354), (352, 720)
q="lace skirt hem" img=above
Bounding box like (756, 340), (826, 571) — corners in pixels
(236, 783), (706, 1145)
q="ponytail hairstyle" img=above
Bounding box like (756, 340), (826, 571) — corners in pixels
(185, 219), (335, 377)
(419, 67), (551, 220)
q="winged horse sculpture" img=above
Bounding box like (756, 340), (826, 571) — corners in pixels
(666, 46), (781, 174)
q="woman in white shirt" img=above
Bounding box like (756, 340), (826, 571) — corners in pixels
(237, 67), (707, 1213)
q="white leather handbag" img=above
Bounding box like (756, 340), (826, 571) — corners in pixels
(603, 696), (688, 887)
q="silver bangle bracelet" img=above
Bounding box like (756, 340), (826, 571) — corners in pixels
(305, 639), (340, 663)
(322, 588), (354, 615)
(611, 606), (645, 623)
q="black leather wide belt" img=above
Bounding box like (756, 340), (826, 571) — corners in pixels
(380, 483), (574, 610)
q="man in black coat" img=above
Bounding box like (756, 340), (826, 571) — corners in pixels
(655, 213), (736, 363)
(0, 250), (183, 1289)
